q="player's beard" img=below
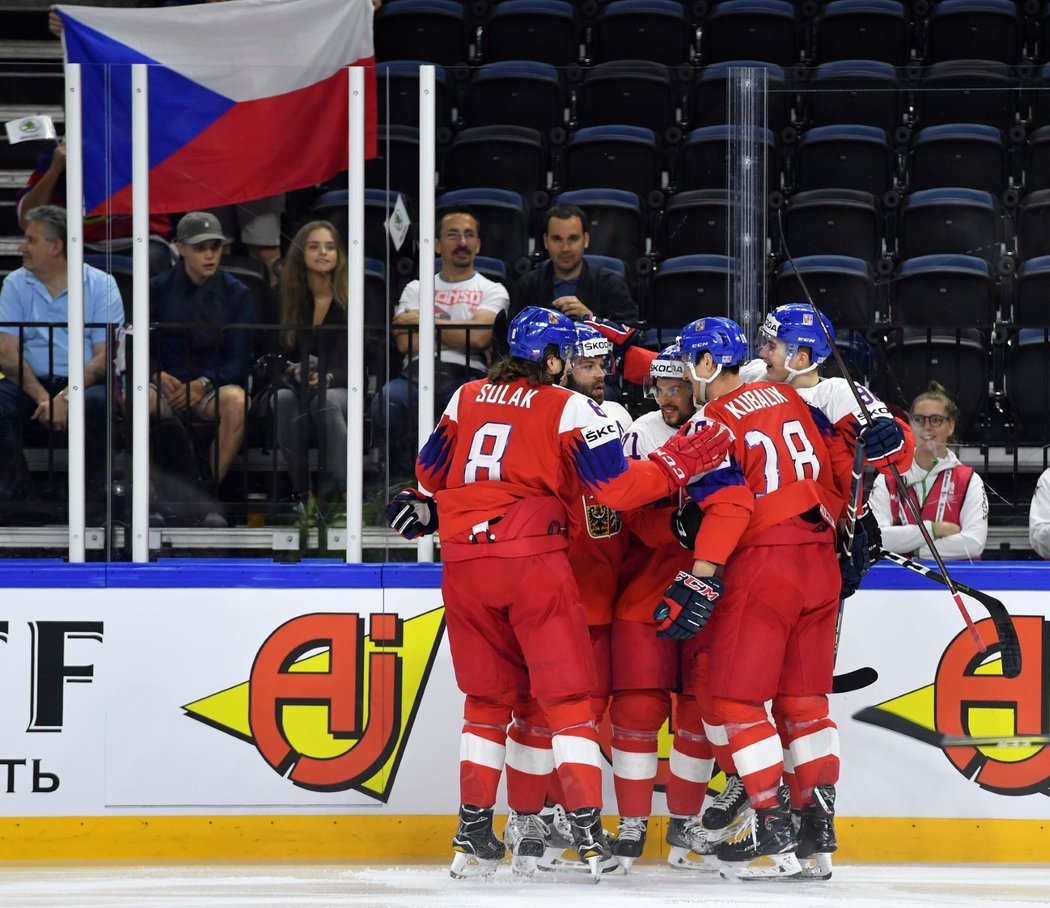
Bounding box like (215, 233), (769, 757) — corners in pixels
(566, 372), (604, 403)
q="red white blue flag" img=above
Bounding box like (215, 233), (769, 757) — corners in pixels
(58, 0), (377, 216)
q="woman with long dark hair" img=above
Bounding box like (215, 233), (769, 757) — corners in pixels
(270, 219), (348, 514)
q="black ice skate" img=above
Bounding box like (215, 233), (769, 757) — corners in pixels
(610, 816), (648, 872)
(567, 806), (614, 882)
(702, 772), (752, 844)
(537, 804), (619, 876)
(504, 810), (548, 877)
(795, 784), (837, 880)
(449, 804), (506, 879)
(666, 814), (719, 872)
(717, 800), (801, 881)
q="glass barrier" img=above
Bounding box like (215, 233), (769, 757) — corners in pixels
(3, 14), (1050, 560)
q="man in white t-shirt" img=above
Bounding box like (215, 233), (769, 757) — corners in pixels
(370, 207), (510, 476)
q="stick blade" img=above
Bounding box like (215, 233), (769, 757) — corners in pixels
(832, 666), (878, 694)
(851, 706), (946, 747)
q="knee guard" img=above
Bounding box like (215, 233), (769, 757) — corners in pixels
(610, 689), (671, 734)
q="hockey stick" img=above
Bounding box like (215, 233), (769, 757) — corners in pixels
(831, 666), (878, 694)
(777, 214), (989, 658)
(830, 438), (880, 694)
(852, 706), (1050, 748)
(878, 548), (1022, 678)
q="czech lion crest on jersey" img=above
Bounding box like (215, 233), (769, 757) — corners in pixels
(582, 495), (622, 538)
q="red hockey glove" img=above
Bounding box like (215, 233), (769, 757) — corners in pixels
(584, 317), (638, 372)
(649, 422), (731, 486)
(860, 417), (906, 468)
(670, 500), (703, 549)
(654, 571), (723, 640)
(385, 488), (438, 540)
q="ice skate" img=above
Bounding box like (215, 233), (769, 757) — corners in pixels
(567, 806), (614, 882)
(610, 816), (647, 872)
(717, 801), (801, 881)
(702, 772), (752, 844)
(504, 810), (548, 877)
(449, 804), (505, 879)
(666, 814), (720, 872)
(795, 784), (836, 880)
(537, 804), (619, 875)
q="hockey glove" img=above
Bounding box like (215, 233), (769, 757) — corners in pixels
(860, 417), (906, 467)
(670, 500), (703, 549)
(654, 571), (723, 640)
(385, 488), (438, 540)
(839, 519), (870, 598)
(858, 509), (882, 570)
(584, 317), (638, 371)
(649, 422), (731, 486)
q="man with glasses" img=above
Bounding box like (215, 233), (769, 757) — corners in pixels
(371, 207), (509, 478)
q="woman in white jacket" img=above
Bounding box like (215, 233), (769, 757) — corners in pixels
(870, 381), (988, 561)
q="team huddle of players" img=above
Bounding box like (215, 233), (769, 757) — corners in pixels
(385, 302), (912, 883)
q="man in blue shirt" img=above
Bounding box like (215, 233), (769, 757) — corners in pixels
(0, 205), (124, 509)
(149, 211), (255, 494)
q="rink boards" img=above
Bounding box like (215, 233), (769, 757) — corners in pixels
(0, 558), (1048, 862)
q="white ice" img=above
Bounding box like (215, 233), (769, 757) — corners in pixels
(1, 862), (1048, 907)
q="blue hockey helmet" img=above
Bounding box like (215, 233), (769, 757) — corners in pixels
(759, 303), (835, 367)
(678, 317), (750, 368)
(570, 322), (613, 371)
(644, 342), (686, 397)
(507, 306), (579, 362)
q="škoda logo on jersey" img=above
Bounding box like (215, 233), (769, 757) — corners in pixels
(182, 609), (444, 800)
(858, 615), (1049, 796)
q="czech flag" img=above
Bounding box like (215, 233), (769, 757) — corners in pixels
(57, 0), (377, 217)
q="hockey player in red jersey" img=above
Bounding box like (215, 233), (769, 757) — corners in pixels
(604, 346), (724, 871)
(655, 316), (845, 881)
(385, 306), (731, 881)
(504, 323), (632, 876)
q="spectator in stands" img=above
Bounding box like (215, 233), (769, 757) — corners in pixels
(210, 195), (286, 287)
(0, 205), (124, 512)
(370, 207), (509, 478)
(870, 381), (988, 561)
(268, 219), (348, 517)
(149, 211), (255, 523)
(16, 141), (176, 275)
(1029, 468), (1050, 559)
(508, 204), (637, 325)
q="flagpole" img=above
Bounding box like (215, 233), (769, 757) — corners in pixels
(416, 65), (436, 563)
(346, 65), (365, 563)
(131, 63), (150, 562)
(64, 61), (86, 563)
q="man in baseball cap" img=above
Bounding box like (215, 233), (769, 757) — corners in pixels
(175, 211), (228, 246)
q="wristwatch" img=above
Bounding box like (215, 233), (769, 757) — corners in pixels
(197, 376), (215, 394)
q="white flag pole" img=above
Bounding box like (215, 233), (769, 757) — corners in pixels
(64, 61), (86, 562)
(346, 65), (365, 563)
(416, 65), (436, 563)
(131, 63), (150, 562)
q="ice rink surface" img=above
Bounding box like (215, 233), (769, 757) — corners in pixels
(1, 862), (1048, 907)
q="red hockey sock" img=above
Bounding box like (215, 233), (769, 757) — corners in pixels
(710, 696), (783, 810)
(610, 689), (669, 818)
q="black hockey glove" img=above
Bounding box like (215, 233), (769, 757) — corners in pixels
(385, 488), (438, 540)
(839, 519), (871, 599)
(859, 417), (906, 467)
(654, 571), (723, 640)
(858, 510), (882, 570)
(670, 501), (703, 550)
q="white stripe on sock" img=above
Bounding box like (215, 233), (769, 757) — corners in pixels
(611, 747), (658, 781)
(460, 732), (506, 771)
(669, 749), (714, 784)
(552, 733), (602, 769)
(733, 733), (783, 778)
(789, 726), (839, 768)
(505, 737), (555, 776)
(702, 721), (729, 747)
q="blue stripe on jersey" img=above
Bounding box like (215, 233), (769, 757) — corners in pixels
(570, 435), (630, 491)
(417, 422), (454, 483)
(686, 460), (747, 505)
(807, 403), (838, 439)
